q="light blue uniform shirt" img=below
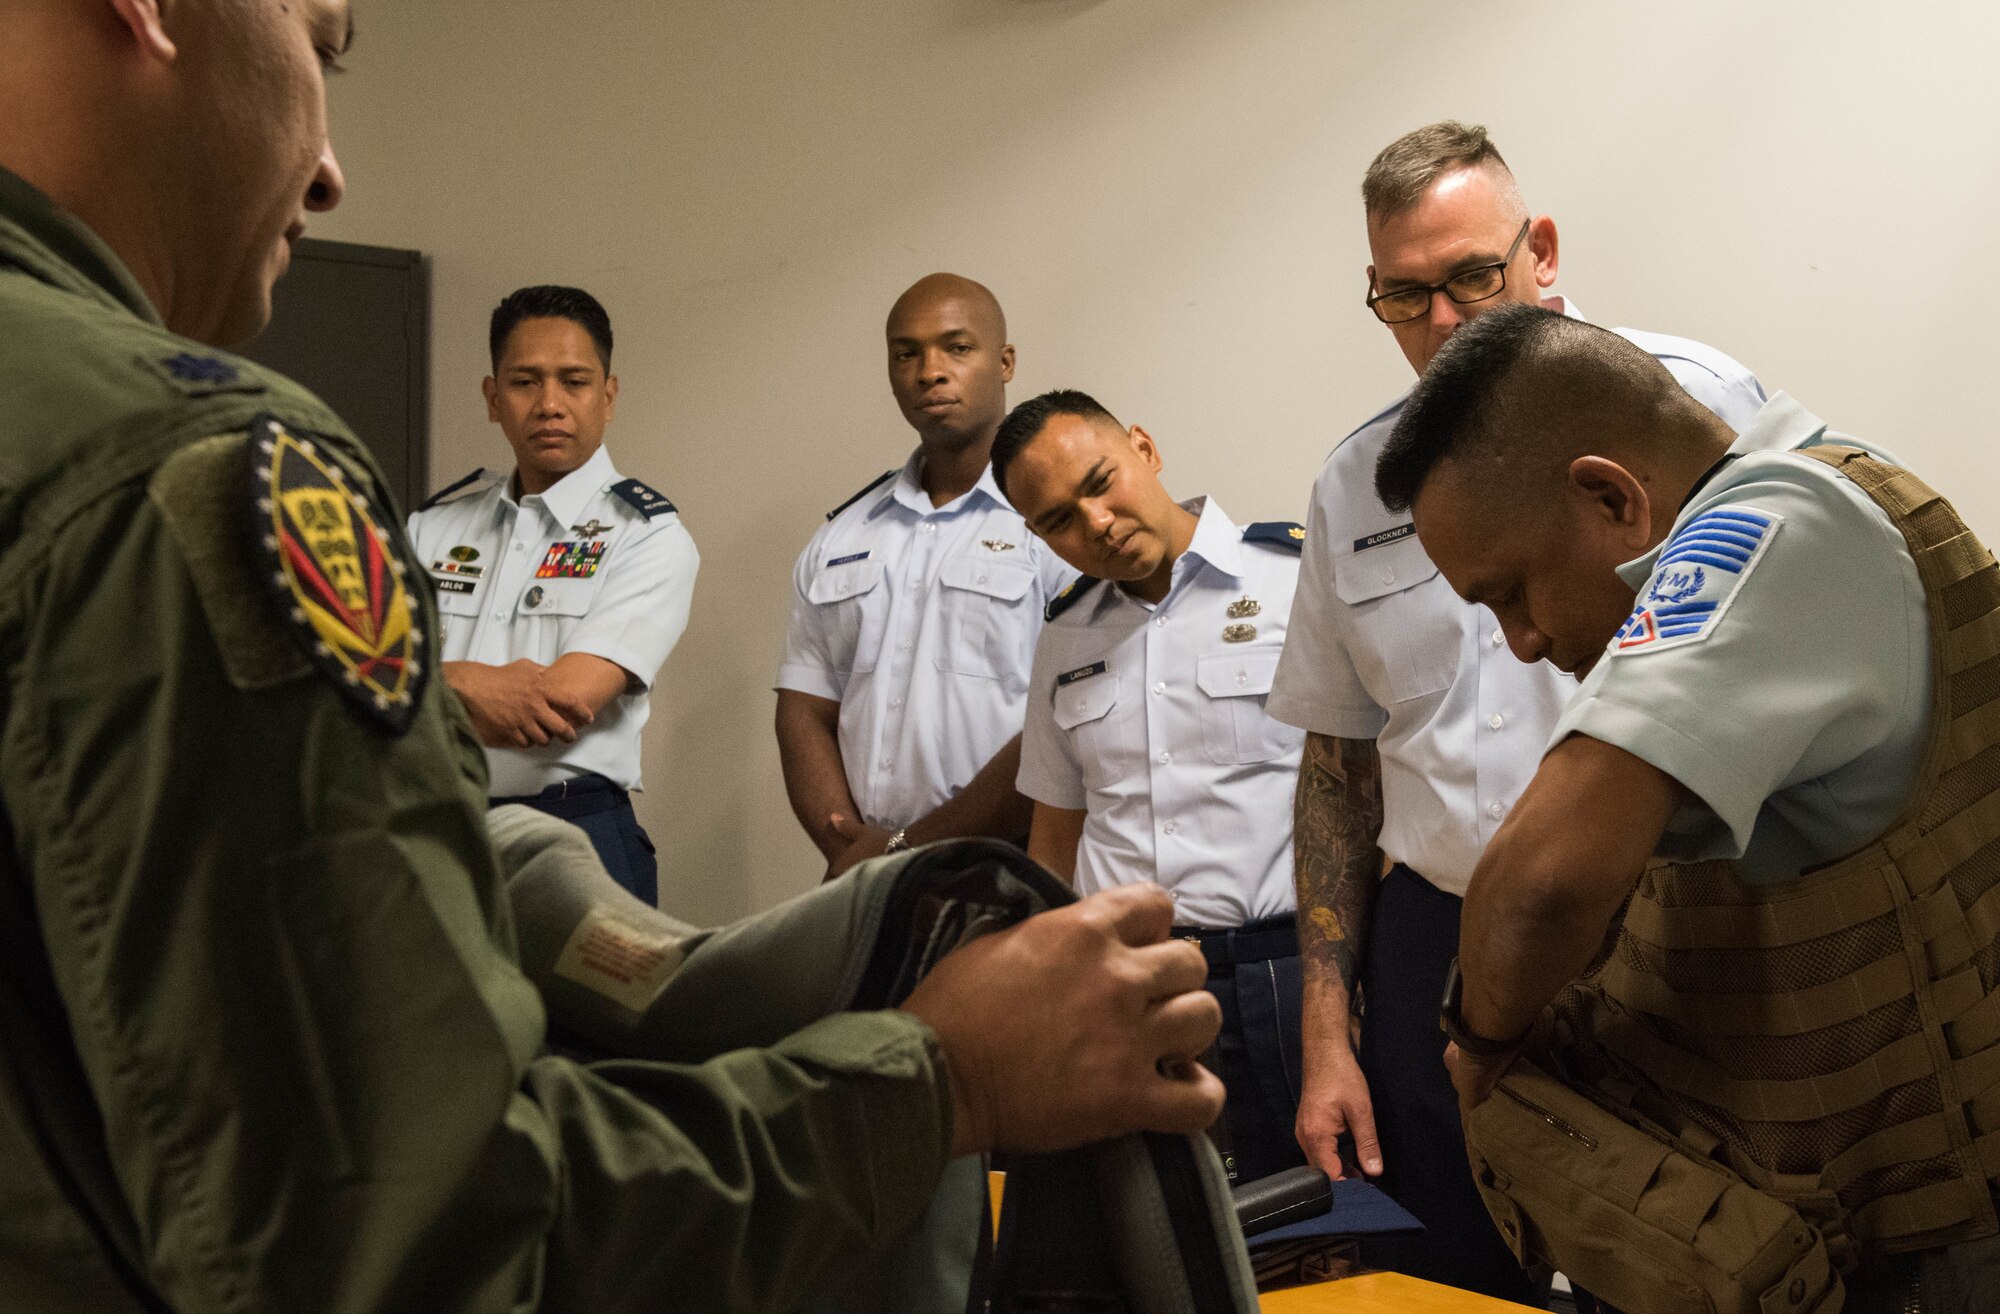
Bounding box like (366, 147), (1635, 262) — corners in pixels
(777, 451), (1073, 829)
(1017, 499), (1305, 930)
(1266, 298), (1768, 896)
(406, 445), (700, 797)
(1552, 393), (1925, 884)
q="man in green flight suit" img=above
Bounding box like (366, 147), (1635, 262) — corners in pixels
(0, 2), (1227, 1311)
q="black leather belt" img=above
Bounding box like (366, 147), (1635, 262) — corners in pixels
(1172, 914), (1299, 971)
(490, 772), (626, 819)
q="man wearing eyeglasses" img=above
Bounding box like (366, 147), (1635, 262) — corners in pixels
(1265, 119), (1768, 1301)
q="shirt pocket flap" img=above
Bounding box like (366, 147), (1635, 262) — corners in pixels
(940, 556), (1036, 602)
(1332, 531), (1440, 605)
(1052, 675), (1119, 730)
(807, 558), (884, 605)
(1197, 647), (1282, 698)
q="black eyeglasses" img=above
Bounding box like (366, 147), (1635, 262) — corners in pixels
(1365, 219), (1532, 324)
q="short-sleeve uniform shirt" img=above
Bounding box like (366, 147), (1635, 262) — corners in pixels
(1265, 298), (1769, 896)
(406, 444), (699, 797)
(1017, 499), (1305, 930)
(1551, 393), (1923, 885)
(776, 451), (1073, 828)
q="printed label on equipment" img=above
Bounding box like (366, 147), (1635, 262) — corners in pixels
(553, 906), (687, 1014)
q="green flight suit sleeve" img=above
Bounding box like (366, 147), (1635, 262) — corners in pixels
(2, 445), (952, 1314)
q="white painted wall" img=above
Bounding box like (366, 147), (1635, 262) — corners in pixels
(310, 0), (2000, 925)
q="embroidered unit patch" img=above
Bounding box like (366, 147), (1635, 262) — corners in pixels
(536, 540), (606, 579)
(249, 416), (425, 733)
(1612, 507), (1781, 655)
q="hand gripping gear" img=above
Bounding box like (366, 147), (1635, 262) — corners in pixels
(489, 808), (1261, 1314)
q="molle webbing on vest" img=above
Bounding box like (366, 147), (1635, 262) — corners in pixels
(1575, 448), (2000, 1259)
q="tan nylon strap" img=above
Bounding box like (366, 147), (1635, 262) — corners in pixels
(1971, 1084), (2000, 1138)
(1648, 1169), (1727, 1246)
(1923, 531), (1999, 590)
(1949, 985), (2000, 1056)
(1851, 1177), (1991, 1244)
(1731, 1113), (1955, 1198)
(1598, 951), (1918, 1037)
(1981, 1128), (2000, 1178)
(1897, 786), (2000, 893)
(1960, 1043), (2000, 1103)
(1619, 863), (1898, 951)
(1950, 699), (2000, 774)
(1946, 609), (2000, 675)
(1603, 1024), (1936, 1123)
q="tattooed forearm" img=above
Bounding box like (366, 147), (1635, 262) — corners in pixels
(1292, 731), (1386, 1008)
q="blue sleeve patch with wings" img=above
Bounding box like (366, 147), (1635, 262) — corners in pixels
(1611, 507), (1782, 655)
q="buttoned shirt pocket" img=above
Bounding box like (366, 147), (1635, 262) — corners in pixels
(806, 557), (888, 675)
(936, 556), (1038, 682)
(1196, 647), (1290, 764)
(1332, 532), (1458, 704)
(1052, 673), (1132, 791)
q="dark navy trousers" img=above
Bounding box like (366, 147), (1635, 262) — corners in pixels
(490, 773), (658, 906)
(1356, 864), (1541, 1304)
(1178, 916), (1309, 1185)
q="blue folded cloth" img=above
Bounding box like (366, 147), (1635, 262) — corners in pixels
(1248, 1177), (1424, 1244)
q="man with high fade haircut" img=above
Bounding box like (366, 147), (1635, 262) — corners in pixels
(776, 273), (1073, 878)
(0, 5), (1230, 1310)
(1383, 303), (1997, 1314)
(993, 388), (1310, 1184)
(1264, 118), (1769, 1300)
(406, 284), (698, 904)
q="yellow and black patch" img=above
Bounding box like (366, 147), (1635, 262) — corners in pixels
(247, 415), (426, 733)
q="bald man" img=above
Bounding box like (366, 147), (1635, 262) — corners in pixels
(777, 274), (1073, 876)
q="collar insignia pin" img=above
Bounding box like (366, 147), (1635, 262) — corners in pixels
(1227, 596), (1260, 619)
(1222, 623), (1257, 643)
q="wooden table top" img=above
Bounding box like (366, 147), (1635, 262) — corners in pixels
(1261, 1272), (1545, 1311)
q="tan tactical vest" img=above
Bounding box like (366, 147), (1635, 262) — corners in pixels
(1562, 447), (2000, 1264)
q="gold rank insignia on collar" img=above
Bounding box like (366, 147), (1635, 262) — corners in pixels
(982, 539), (1018, 552)
(1227, 596), (1260, 619)
(1223, 623), (1257, 643)
(248, 415), (426, 734)
(572, 519), (612, 537)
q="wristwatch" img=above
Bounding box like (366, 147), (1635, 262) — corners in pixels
(883, 827), (911, 854)
(1440, 957), (1529, 1058)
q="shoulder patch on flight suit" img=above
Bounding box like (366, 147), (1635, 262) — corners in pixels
(150, 433), (313, 691)
(609, 477), (677, 519)
(826, 468), (896, 521)
(1242, 521), (1306, 554)
(416, 467), (492, 511)
(245, 415), (428, 733)
(1044, 576), (1103, 622)
(1612, 507), (1783, 656)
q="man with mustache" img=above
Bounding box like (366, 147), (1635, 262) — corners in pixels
(407, 284), (698, 904)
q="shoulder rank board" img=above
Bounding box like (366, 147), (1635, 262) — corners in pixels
(248, 415), (426, 733)
(1243, 521), (1306, 554)
(1044, 576), (1103, 622)
(826, 469), (896, 521)
(610, 477), (677, 520)
(417, 467), (493, 512)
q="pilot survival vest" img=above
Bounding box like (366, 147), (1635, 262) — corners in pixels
(1566, 447), (2000, 1262)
